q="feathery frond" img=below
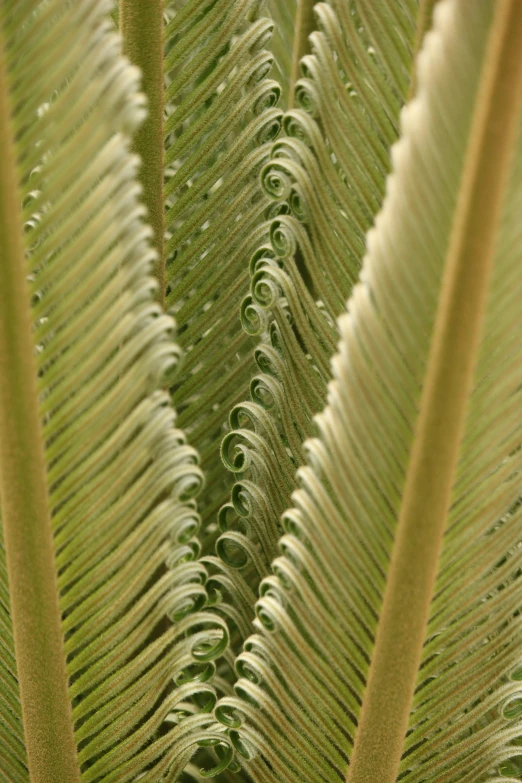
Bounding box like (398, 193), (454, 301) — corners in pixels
(3, 1), (522, 782)
(163, 0), (282, 534)
(0, 2), (229, 779)
(214, 2), (522, 780)
(209, 0), (418, 655)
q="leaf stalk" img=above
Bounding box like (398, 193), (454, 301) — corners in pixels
(346, 3), (522, 782)
(120, 0), (165, 307)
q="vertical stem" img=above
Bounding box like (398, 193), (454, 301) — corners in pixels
(120, 0), (165, 308)
(346, 3), (522, 783)
(0, 30), (79, 783)
(289, 0), (316, 109)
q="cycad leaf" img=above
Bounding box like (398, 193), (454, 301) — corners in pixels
(163, 0), (282, 532)
(209, 0), (418, 653)
(0, 1), (229, 779)
(215, 1), (522, 781)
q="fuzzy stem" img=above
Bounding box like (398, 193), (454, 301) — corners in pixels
(0, 28), (79, 783)
(289, 0), (316, 109)
(120, 0), (165, 308)
(346, 3), (522, 782)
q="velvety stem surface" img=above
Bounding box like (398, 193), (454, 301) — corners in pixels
(0, 26), (79, 783)
(346, 3), (522, 782)
(120, 0), (165, 307)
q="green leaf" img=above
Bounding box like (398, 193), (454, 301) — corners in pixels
(215, 1), (522, 780)
(210, 0), (418, 655)
(0, 1), (228, 779)
(162, 0), (283, 535)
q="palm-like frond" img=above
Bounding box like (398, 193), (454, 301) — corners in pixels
(209, 0), (418, 653)
(0, 1), (229, 779)
(163, 0), (282, 533)
(214, 1), (522, 780)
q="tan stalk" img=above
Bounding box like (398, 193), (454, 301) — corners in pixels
(120, 0), (165, 307)
(289, 0), (316, 109)
(0, 26), (80, 783)
(346, 3), (522, 782)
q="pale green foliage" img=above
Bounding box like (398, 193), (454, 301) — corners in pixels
(164, 0), (281, 535)
(212, 0), (417, 658)
(0, 1), (227, 779)
(1, 1), (522, 782)
(215, 2), (522, 781)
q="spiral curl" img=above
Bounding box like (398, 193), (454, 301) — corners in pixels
(240, 295), (268, 336)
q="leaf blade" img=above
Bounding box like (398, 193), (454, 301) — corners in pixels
(217, 1), (522, 780)
(0, 1), (227, 779)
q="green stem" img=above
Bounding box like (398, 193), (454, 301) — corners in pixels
(346, 3), (522, 782)
(120, 0), (165, 308)
(289, 0), (316, 109)
(0, 29), (79, 783)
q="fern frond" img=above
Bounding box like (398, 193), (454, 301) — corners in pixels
(210, 0), (418, 655)
(0, 1), (229, 779)
(214, 1), (522, 780)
